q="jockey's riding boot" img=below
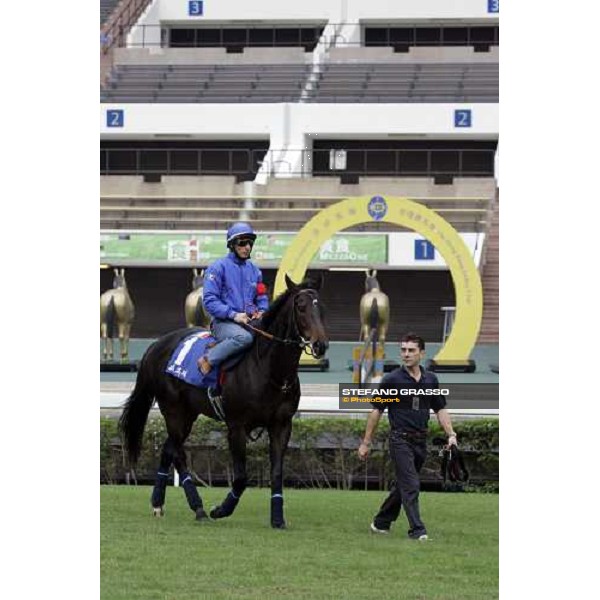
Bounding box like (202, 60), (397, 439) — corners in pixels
(197, 356), (212, 375)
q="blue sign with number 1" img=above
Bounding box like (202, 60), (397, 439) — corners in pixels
(415, 240), (435, 260)
(188, 1), (203, 16)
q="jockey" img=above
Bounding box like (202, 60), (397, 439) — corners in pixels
(197, 222), (269, 375)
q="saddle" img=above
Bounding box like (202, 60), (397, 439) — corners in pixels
(165, 330), (249, 422)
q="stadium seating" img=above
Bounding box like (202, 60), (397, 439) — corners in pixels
(101, 63), (310, 103)
(309, 62), (498, 103)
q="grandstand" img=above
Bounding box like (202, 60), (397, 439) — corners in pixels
(100, 0), (498, 345)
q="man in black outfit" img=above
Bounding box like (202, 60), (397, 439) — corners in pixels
(358, 333), (458, 540)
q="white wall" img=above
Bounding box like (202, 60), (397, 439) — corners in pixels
(347, 0), (497, 20)
(128, 0), (162, 48)
(157, 0), (336, 22)
(100, 103), (278, 136)
(100, 102), (498, 138)
(388, 232), (485, 269)
(155, 0), (497, 22)
(136, 0), (498, 31)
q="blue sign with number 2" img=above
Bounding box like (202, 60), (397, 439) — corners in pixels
(454, 110), (472, 128)
(106, 110), (124, 128)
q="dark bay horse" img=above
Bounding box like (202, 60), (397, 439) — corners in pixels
(119, 275), (328, 528)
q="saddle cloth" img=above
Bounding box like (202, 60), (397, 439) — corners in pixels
(165, 330), (219, 388)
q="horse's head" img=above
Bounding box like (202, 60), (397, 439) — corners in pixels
(365, 269), (380, 292)
(192, 268), (205, 290)
(112, 268), (127, 289)
(285, 274), (329, 359)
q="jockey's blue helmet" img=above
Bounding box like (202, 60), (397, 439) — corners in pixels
(226, 222), (257, 246)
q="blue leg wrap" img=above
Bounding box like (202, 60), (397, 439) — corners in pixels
(151, 471), (169, 508)
(271, 494), (285, 527)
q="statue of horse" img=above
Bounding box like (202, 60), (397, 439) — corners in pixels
(359, 269), (389, 355)
(184, 268), (211, 328)
(119, 275), (328, 528)
(100, 268), (135, 362)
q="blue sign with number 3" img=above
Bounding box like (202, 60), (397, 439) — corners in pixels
(188, 1), (203, 16)
(106, 109), (124, 128)
(414, 240), (435, 260)
(454, 109), (472, 128)
(488, 0), (499, 13)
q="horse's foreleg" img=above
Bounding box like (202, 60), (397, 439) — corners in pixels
(150, 438), (175, 516)
(210, 426), (247, 520)
(172, 443), (208, 521)
(268, 419), (292, 529)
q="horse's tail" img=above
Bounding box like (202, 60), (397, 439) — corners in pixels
(369, 298), (379, 331)
(106, 296), (116, 338)
(119, 353), (155, 465)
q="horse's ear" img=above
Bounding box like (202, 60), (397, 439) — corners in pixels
(313, 273), (324, 291)
(193, 268), (198, 277)
(306, 273), (324, 292)
(120, 268), (125, 277)
(372, 269), (377, 277)
(200, 268), (205, 277)
(285, 274), (297, 291)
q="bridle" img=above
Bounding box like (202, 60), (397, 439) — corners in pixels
(243, 289), (322, 356)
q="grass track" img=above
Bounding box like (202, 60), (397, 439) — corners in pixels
(101, 486), (498, 600)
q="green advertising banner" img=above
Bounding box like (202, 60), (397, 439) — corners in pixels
(100, 232), (387, 265)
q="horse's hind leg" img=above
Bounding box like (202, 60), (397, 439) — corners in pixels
(164, 409), (208, 521)
(118, 323), (131, 362)
(151, 438), (175, 516)
(210, 426), (247, 520)
(100, 323), (112, 361)
(171, 443), (208, 521)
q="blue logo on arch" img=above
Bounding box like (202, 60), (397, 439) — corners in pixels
(368, 196), (387, 221)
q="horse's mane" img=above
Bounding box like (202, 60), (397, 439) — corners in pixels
(260, 278), (318, 331)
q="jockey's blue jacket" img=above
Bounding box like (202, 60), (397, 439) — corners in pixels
(203, 252), (269, 321)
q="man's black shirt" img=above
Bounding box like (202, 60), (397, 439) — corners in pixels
(372, 365), (445, 433)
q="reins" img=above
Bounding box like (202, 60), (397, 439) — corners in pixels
(243, 289), (320, 356)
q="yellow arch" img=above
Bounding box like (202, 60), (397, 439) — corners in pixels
(274, 196), (482, 362)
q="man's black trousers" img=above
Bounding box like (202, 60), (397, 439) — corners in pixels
(373, 433), (427, 538)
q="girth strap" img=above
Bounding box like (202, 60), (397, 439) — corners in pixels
(207, 388), (226, 422)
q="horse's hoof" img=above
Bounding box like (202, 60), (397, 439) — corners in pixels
(152, 507), (164, 517)
(209, 506), (223, 520)
(271, 521), (287, 529)
(195, 508), (209, 521)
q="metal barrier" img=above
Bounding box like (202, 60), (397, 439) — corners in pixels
(101, 0), (152, 53)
